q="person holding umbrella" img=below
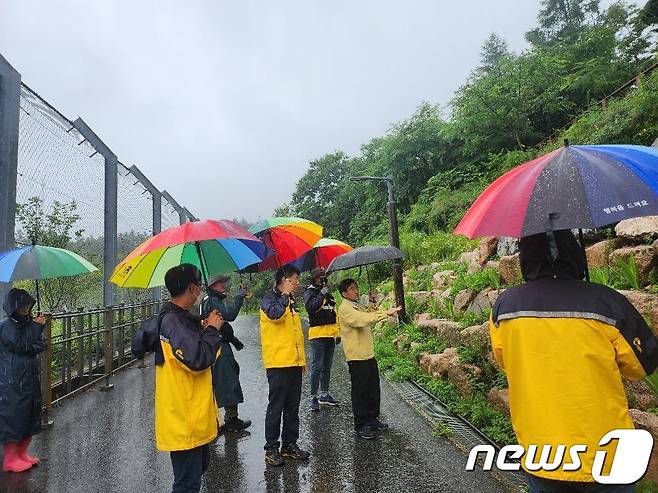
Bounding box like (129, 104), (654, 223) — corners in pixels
(201, 274), (251, 432)
(260, 264), (309, 466)
(304, 267), (340, 412)
(490, 230), (658, 491)
(337, 278), (401, 439)
(0, 288), (47, 472)
(156, 264), (224, 493)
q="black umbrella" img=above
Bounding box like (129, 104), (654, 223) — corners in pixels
(326, 246), (404, 273)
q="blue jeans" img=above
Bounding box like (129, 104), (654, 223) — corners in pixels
(527, 474), (635, 493)
(309, 338), (335, 396)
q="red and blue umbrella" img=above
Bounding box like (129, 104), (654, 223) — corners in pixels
(291, 238), (352, 272)
(455, 144), (658, 239)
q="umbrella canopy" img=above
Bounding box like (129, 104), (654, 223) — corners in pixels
(326, 245), (404, 273)
(0, 245), (97, 282)
(249, 217), (323, 265)
(454, 144), (658, 239)
(0, 244), (98, 312)
(291, 238), (352, 272)
(111, 220), (265, 288)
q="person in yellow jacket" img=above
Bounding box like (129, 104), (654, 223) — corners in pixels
(337, 278), (401, 439)
(490, 230), (658, 492)
(156, 264), (223, 493)
(260, 264), (309, 467)
(304, 267), (341, 411)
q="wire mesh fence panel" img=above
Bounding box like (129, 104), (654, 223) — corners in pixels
(16, 84), (106, 311)
(161, 195), (180, 231)
(116, 163), (153, 303)
(11, 79), (192, 312)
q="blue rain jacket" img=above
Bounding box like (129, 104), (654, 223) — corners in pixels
(201, 290), (245, 407)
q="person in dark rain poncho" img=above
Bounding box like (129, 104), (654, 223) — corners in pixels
(0, 288), (47, 473)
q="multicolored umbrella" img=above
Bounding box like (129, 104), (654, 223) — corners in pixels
(111, 220), (265, 288)
(0, 245), (98, 311)
(291, 238), (352, 272)
(454, 144), (658, 239)
(249, 217), (323, 265)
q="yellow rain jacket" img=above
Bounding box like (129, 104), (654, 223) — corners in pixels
(260, 289), (305, 368)
(490, 231), (658, 483)
(155, 303), (222, 451)
(337, 299), (387, 361)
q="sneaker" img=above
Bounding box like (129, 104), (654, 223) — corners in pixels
(354, 426), (376, 440)
(309, 396), (320, 412)
(224, 417), (252, 432)
(318, 394), (340, 406)
(265, 448), (285, 467)
(374, 420), (389, 431)
(281, 442), (310, 461)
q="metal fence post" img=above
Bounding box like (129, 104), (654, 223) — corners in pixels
(162, 190), (187, 225)
(40, 314), (54, 428)
(72, 118), (118, 308)
(0, 55), (21, 304)
(131, 165), (162, 300)
(76, 307), (84, 382)
(100, 306), (114, 391)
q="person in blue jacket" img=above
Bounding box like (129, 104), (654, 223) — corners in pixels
(0, 288), (47, 473)
(201, 274), (251, 432)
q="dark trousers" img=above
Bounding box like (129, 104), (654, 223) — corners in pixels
(527, 474), (635, 493)
(265, 366), (302, 450)
(170, 444), (210, 493)
(309, 338), (335, 396)
(347, 358), (381, 430)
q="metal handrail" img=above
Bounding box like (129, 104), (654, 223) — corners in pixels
(39, 300), (165, 423)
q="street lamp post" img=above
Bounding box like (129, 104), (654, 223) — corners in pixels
(351, 175), (407, 322)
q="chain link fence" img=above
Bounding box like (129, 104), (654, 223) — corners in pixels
(0, 56), (195, 311)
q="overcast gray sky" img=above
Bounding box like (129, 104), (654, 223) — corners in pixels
(0, 0), (635, 223)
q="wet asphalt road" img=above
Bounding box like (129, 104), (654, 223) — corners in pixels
(0, 315), (508, 493)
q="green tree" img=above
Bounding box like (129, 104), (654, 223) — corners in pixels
(526, 0), (600, 46)
(15, 197), (98, 312)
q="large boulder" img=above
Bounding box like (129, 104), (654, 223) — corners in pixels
(454, 289), (477, 312)
(415, 313), (462, 344)
(615, 216), (658, 239)
(625, 380), (658, 411)
(466, 288), (505, 313)
(432, 270), (455, 290)
(487, 388), (510, 416)
(459, 250), (482, 274)
(478, 237), (499, 263)
(629, 409), (658, 483)
(610, 245), (657, 285)
(459, 322), (490, 347)
(497, 237), (518, 257)
(419, 348), (482, 396)
(618, 290), (658, 328)
(586, 239), (618, 269)
(499, 254), (521, 285)
(409, 291), (432, 305)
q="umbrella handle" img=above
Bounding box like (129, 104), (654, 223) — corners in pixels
(194, 241), (210, 289)
(34, 279), (41, 314)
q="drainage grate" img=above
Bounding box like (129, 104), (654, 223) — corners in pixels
(387, 376), (528, 491)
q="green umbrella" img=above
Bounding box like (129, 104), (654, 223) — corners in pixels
(0, 245), (98, 311)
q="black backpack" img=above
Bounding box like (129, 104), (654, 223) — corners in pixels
(131, 311), (166, 365)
